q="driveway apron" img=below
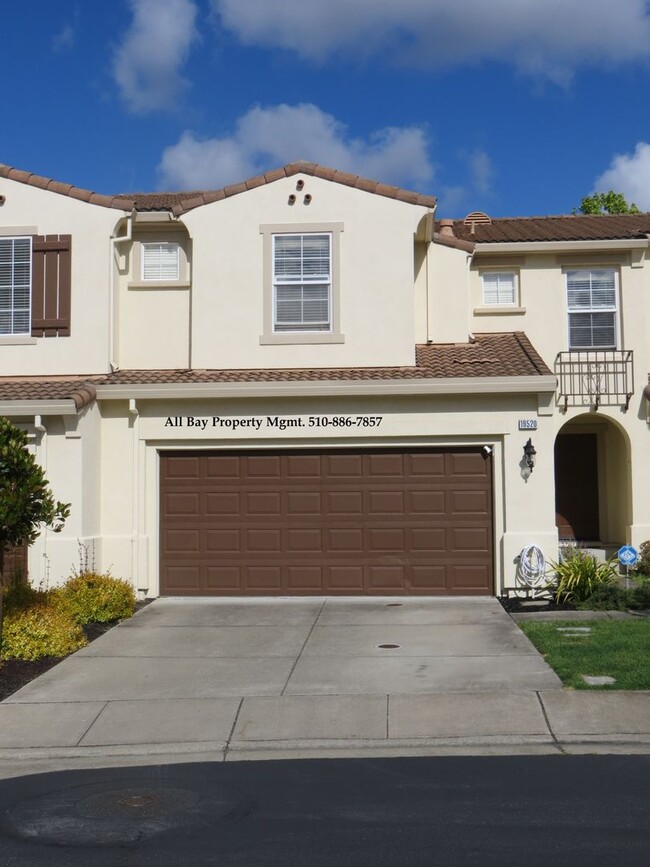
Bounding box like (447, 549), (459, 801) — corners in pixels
(0, 597), (562, 753)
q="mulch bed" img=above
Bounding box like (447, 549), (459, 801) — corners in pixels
(0, 601), (152, 702)
(498, 595), (576, 614)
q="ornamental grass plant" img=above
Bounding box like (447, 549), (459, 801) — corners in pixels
(547, 547), (619, 605)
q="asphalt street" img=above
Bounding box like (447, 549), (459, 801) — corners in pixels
(0, 755), (647, 866)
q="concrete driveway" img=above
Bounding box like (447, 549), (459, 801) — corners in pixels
(0, 597), (571, 757)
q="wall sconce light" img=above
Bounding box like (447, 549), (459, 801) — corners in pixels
(523, 438), (537, 473)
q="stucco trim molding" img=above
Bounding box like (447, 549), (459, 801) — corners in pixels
(95, 374), (558, 401)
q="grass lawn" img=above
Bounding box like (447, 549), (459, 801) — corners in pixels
(519, 619), (650, 690)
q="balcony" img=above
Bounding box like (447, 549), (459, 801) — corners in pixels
(555, 350), (634, 410)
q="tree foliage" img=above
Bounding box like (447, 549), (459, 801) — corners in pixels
(0, 417), (70, 578)
(574, 190), (640, 215)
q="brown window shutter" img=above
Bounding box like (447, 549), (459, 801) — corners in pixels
(31, 234), (72, 337)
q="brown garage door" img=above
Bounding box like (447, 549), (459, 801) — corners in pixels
(159, 448), (493, 596)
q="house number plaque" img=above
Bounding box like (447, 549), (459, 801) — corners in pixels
(518, 419), (538, 431)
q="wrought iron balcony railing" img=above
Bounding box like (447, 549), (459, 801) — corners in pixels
(555, 350), (634, 410)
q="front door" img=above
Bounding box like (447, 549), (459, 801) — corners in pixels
(554, 433), (599, 541)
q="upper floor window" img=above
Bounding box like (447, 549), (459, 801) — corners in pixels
(481, 271), (516, 305)
(0, 236), (32, 335)
(142, 242), (180, 281)
(273, 233), (331, 332)
(566, 268), (617, 349)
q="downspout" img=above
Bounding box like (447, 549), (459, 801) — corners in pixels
(423, 209), (435, 344)
(109, 214), (133, 372)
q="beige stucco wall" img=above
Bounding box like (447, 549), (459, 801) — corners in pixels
(0, 177), (126, 376)
(80, 390), (558, 597)
(176, 174), (428, 370)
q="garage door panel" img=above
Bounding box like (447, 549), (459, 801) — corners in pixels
(163, 529), (200, 553)
(410, 490), (446, 515)
(367, 564), (406, 590)
(328, 528), (364, 552)
(160, 448), (493, 596)
(206, 566), (241, 590)
(287, 528), (323, 552)
(287, 566), (323, 590)
(205, 492), (240, 515)
(410, 453), (446, 477)
(450, 527), (490, 553)
(328, 565), (365, 590)
(367, 453), (404, 477)
(246, 566), (283, 589)
(327, 491), (363, 515)
(410, 527), (447, 552)
(287, 491), (322, 514)
(367, 528), (405, 552)
(367, 490), (405, 514)
(450, 490), (489, 515)
(165, 565), (201, 591)
(205, 455), (240, 478)
(326, 454), (363, 477)
(245, 492), (281, 515)
(286, 454), (322, 477)
(450, 565), (492, 592)
(206, 529), (241, 553)
(411, 565), (448, 591)
(246, 456), (282, 477)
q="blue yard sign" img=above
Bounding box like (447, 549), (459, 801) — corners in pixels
(617, 545), (639, 567)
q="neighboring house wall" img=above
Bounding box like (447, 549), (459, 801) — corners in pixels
(0, 176), (126, 376)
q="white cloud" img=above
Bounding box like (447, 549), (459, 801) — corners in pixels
(594, 143), (650, 210)
(213, 0), (650, 82)
(113, 0), (198, 113)
(468, 149), (493, 196)
(157, 103), (433, 190)
(52, 24), (76, 52)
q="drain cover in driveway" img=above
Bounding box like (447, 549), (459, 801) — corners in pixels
(2, 778), (252, 847)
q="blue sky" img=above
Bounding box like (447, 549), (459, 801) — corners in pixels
(3, 0), (650, 217)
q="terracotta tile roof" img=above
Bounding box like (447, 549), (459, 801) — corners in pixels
(446, 214), (650, 244)
(0, 165), (135, 212)
(0, 379), (96, 409)
(99, 334), (550, 385)
(0, 335), (552, 406)
(1, 161), (436, 215)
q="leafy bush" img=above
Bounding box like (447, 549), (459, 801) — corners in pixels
(628, 580), (650, 611)
(577, 584), (630, 611)
(633, 540), (650, 578)
(1, 604), (87, 660)
(547, 548), (618, 605)
(1, 579), (49, 614)
(53, 572), (136, 624)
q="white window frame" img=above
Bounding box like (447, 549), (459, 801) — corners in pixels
(141, 241), (180, 282)
(272, 233), (332, 333)
(481, 271), (517, 306)
(566, 268), (619, 350)
(0, 235), (32, 336)
(259, 222), (345, 345)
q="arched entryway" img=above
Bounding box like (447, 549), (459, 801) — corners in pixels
(554, 414), (631, 544)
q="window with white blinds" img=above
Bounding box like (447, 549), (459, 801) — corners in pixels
(142, 242), (180, 281)
(566, 269), (617, 349)
(481, 272), (516, 305)
(273, 233), (331, 331)
(0, 236), (32, 335)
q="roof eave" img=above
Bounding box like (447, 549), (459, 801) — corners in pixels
(95, 375), (558, 401)
(473, 238), (650, 254)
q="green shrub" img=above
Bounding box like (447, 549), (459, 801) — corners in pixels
(628, 580), (650, 611)
(53, 572), (136, 624)
(1, 604), (87, 660)
(633, 540), (650, 578)
(547, 548), (618, 605)
(1, 580), (50, 614)
(577, 583), (631, 611)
